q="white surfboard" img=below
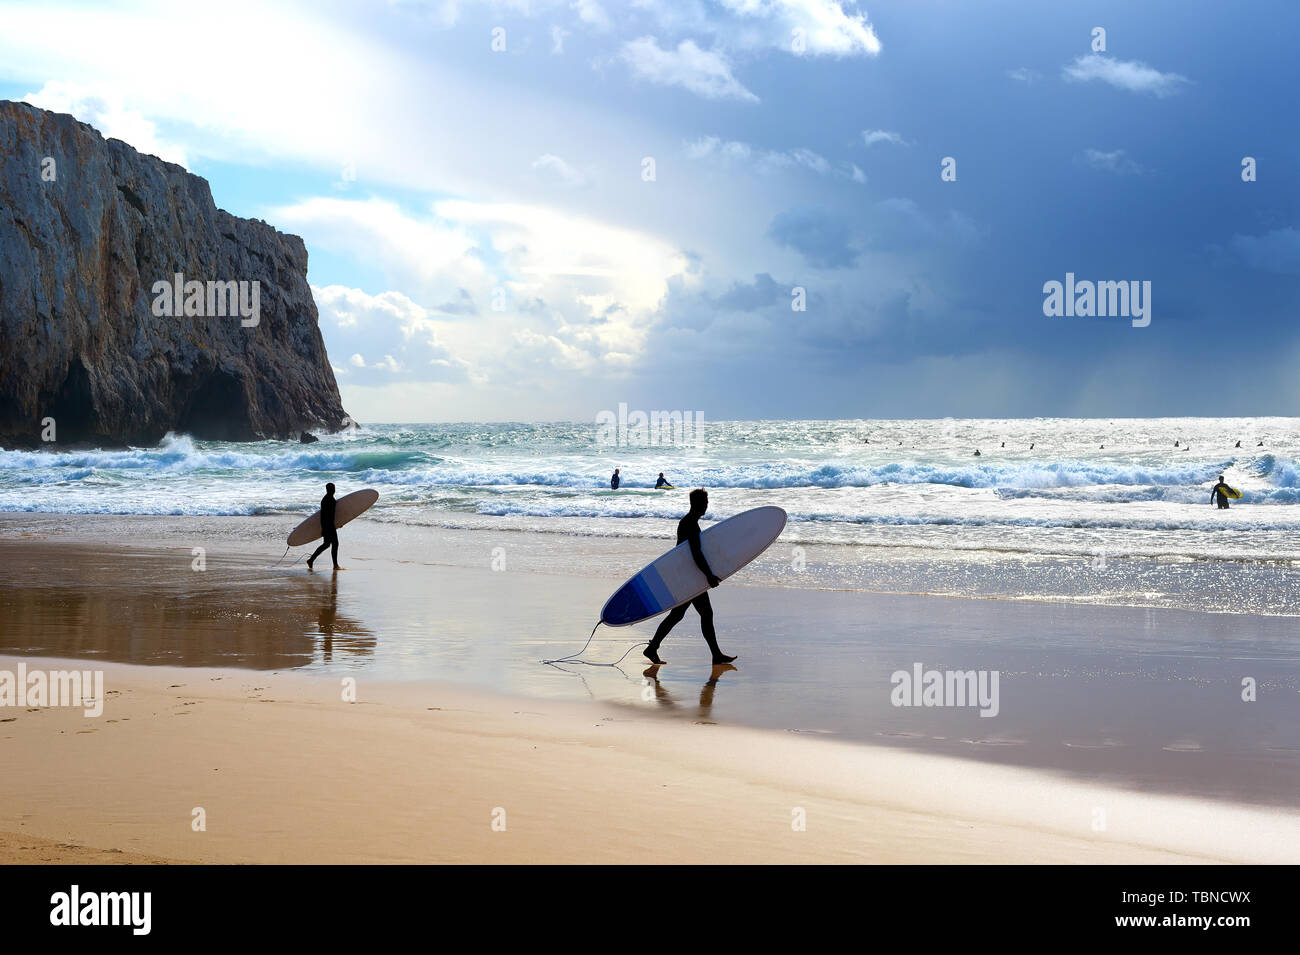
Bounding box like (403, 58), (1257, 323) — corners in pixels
(287, 489), (379, 546)
(600, 506), (787, 627)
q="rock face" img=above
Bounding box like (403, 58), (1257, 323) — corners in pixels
(0, 100), (349, 447)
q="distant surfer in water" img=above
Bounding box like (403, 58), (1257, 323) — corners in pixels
(1210, 475), (1233, 510)
(307, 482), (341, 571)
(644, 488), (736, 666)
(655, 472), (671, 489)
(610, 468), (620, 490)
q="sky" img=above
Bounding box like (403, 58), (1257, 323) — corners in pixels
(1, 0), (1297, 423)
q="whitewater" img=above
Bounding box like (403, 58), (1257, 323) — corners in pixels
(4, 417), (1300, 577)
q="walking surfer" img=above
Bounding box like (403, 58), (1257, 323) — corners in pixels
(644, 489), (736, 666)
(1210, 475), (1234, 510)
(307, 482), (342, 570)
(610, 468), (620, 490)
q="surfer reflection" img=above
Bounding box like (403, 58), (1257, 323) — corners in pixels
(699, 663), (736, 712)
(640, 663), (737, 717)
(319, 573), (339, 662)
(644, 488), (737, 666)
(641, 666), (674, 706)
(1210, 474), (1233, 510)
(307, 482), (342, 571)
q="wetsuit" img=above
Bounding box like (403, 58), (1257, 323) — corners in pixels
(309, 492), (339, 567)
(1210, 482), (1232, 509)
(610, 472), (620, 490)
(655, 476), (669, 488)
(647, 511), (725, 659)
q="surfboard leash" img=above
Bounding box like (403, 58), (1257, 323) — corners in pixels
(269, 545), (310, 569)
(540, 622), (648, 668)
(540, 622), (601, 665)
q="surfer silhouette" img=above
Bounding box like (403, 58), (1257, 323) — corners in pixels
(655, 472), (671, 488)
(610, 468), (620, 490)
(307, 482), (341, 571)
(644, 489), (736, 666)
(1210, 475), (1233, 509)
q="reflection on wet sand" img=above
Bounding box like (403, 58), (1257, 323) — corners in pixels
(5, 524), (1300, 810)
(641, 663), (738, 721)
(0, 542), (374, 669)
(315, 573), (374, 665)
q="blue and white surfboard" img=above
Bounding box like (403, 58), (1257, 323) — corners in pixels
(599, 506), (787, 626)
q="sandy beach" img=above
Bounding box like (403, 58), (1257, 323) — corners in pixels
(2, 515), (1298, 864)
(5, 655), (1298, 865)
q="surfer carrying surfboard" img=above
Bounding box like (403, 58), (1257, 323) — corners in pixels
(1210, 475), (1235, 509)
(644, 489), (736, 666)
(307, 482), (342, 570)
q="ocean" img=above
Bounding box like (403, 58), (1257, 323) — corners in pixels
(4, 416), (1300, 614)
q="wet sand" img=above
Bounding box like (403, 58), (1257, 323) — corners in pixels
(1, 514), (1299, 861)
(3, 514), (1300, 808)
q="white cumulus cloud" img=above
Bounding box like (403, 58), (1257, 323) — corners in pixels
(22, 80), (188, 166)
(1081, 148), (1143, 175)
(531, 153), (586, 186)
(719, 0), (881, 57)
(862, 128), (907, 147)
(317, 286), (469, 385)
(686, 136), (836, 177)
(1062, 54), (1189, 97)
(619, 37), (759, 102)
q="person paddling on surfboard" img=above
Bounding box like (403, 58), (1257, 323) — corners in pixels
(644, 488), (736, 666)
(610, 468), (620, 490)
(307, 482), (342, 571)
(1210, 475), (1234, 510)
(655, 472), (672, 489)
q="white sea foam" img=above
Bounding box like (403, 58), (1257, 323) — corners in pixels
(3, 418), (1299, 565)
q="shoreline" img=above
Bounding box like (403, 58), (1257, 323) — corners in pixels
(4, 655), (1297, 864)
(3, 515), (1300, 813)
(4, 508), (1300, 618)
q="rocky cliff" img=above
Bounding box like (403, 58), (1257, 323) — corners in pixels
(0, 100), (349, 447)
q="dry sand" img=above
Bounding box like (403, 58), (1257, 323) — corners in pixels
(3, 655), (1297, 864)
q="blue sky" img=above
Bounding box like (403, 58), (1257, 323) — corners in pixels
(1, 0), (1296, 422)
